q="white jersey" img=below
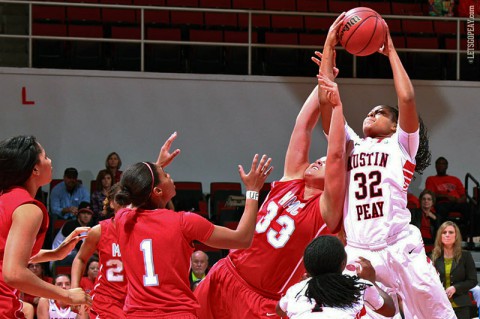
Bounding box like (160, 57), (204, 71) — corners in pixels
(278, 276), (380, 319)
(343, 124), (418, 246)
(47, 299), (78, 319)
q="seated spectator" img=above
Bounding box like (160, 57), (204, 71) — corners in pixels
(52, 202), (94, 268)
(428, 0), (455, 16)
(410, 189), (441, 245)
(20, 263), (53, 314)
(98, 183), (122, 221)
(425, 157), (469, 221)
(189, 250), (209, 291)
(104, 152), (123, 183)
(80, 257), (99, 295)
(37, 274), (85, 319)
(90, 169), (114, 220)
(50, 167), (90, 220)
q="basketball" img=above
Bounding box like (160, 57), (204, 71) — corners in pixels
(338, 7), (386, 56)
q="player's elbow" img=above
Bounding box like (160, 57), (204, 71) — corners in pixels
(3, 268), (23, 288)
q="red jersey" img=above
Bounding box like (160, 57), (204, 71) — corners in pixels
(115, 208), (214, 317)
(425, 175), (466, 202)
(229, 179), (331, 298)
(0, 187), (49, 318)
(90, 218), (126, 314)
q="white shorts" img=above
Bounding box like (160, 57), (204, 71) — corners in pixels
(346, 225), (456, 319)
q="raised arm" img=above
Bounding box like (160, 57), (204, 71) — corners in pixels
(282, 86), (320, 181)
(71, 225), (101, 289)
(155, 131), (181, 168)
(312, 12), (345, 134)
(204, 154), (273, 249)
(317, 73), (346, 233)
(379, 23), (418, 133)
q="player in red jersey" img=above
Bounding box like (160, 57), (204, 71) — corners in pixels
(194, 23), (348, 318)
(0, 136), (91, 319)
(71, 134), (180, 319)
(71, 184), (125, 319)
(114, 133), (273, 318)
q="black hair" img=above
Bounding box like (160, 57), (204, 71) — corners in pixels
(53, 273), (71, 284)
(382, 105), (431, 175)
(0, 135), (42, 192)
(435, 156), (448, 165)
(85, 256), (99, 276)
(115, 162), (159, 209)
(304, 236), (365, 310)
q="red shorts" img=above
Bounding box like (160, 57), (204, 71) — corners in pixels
(90, 293), (125, 319)
(194, 258), (281, 319)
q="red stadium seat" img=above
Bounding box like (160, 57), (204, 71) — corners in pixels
(297, 0), (327, 12)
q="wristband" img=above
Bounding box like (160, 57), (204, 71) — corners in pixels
(364, 285), (385, 310)
(246, 191), (259, 201)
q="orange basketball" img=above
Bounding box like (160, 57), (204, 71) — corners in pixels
(339, 7), (386, 56)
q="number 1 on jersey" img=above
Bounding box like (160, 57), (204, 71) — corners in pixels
(140, 239), (159, 286)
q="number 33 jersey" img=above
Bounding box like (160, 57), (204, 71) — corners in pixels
(229, 179), (331, 298)
(343, 124), (419, 246)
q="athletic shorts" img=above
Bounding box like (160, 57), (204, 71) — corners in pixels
(90, 293), (125, 319)
(194, 258), (281, 319)
(346, 225), (456, 319)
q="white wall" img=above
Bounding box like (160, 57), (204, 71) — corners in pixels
(1, 67), (479, 197)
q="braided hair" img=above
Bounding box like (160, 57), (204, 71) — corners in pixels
(304, 236), (365, 310)
(383, 105), (431, 175)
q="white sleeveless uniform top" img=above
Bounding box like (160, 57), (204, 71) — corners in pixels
(343, 124), (419, 247)
(48, 299), (77, 319)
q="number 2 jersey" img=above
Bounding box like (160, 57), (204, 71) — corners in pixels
(114, 208), (214, 317)
(343, 124), (419, 246)
(90, 218), (127, 317)
(229, 179), (331, 299)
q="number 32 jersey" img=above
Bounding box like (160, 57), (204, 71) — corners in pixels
(229, 179), (331, 298)
(343, 124), (419, 246)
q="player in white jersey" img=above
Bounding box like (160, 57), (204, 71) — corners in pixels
(36, 274), (83, 319)
(276, 235), (395, 319)
(314, 15), (456, 319)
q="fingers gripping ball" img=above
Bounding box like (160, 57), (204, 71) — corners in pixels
(339, 7), (386, 56)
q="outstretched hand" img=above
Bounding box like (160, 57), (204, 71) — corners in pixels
(239, 154), (273, 192)
(317, 72), (342, 107)
(53, 227), (90, 261)
(156, 132), (181, 168)
(311, 51), (339, 78)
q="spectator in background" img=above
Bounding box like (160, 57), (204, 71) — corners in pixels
(410, 189), (441, 246)
(52, 202), (94, 268)
(425, 157), (469, 221)
(428, 0), (455, 16)
(79, 257), (99, 295)
(91, 169), (114, 220)
(431, 221), (477, 319)
(190, 251), (209, 291)
(407, 191), (420, 210)
(104, 152), (123, 183)
(37, 274), (86, 319)
(50, 167), (90, 220)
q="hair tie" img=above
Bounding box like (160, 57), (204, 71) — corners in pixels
(142, 162), (155, 194)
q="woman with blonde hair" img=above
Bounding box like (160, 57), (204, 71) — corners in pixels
(431, 221), (477, 319)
